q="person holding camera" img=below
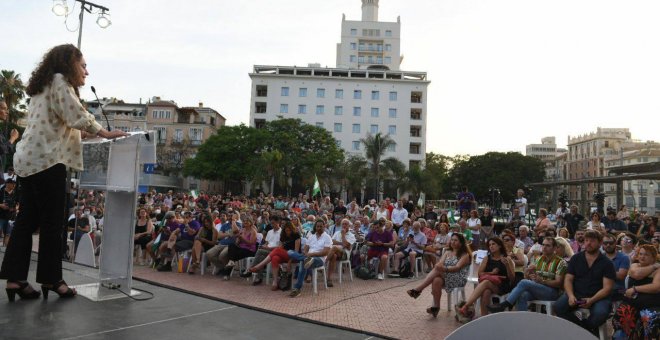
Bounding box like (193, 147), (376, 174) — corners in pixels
(554, 230), (615, 337)
(391, 221), (427, 278)
(0, 178), (17, 246)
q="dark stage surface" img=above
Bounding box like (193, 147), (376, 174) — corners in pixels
(0, 249), (378, 340)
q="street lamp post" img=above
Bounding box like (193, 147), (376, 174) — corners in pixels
(52, 0), (111, 50)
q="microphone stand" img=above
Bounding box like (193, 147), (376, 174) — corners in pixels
(90, 86), (111, 131)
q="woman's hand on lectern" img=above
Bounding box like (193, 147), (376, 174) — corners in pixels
(97, 129), (129, 139)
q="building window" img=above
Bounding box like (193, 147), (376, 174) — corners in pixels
(388, 125), (396, 135)
(299, 88), (307, 97)
(352, 141), (360, 151)
(385, 44), (392, 51)
(350, 28), (357, 36)
(354, 90), (362, 99)
(152, 110), (172, 119)
(389, 91), (397, 101)
(411, 91), (422, 103)
(298, 105), (307, 114)
(174, 129), (183, 143)
(410, 143), (421, 154)
(410, 125), (421, 137)
(350, 42), (356, 50)
(352, 124), (361, 133)
(359, 42), (365, 51)
(385, 30), (392, 37)
(317, 88), (325, 98)
(335, 89), (343, 99)
(316, 122), (324, 128)
(387, 144), (396, 152)
(370, 124), (379, 134)
(334, 123), (342, 132)
(362, 29), (380, 36)
(371, 107), (379, 117)
(334, 106), (343, 115)
(353, 107), (361, 116)
(316, 105), (325, 115)
(371, 91), (380, 100)
(189, 128), (203, 145)
(388, 108), (397, 118)
(256, 85), (268, 97)
(410, 109), (421, 120)
(350, 55), (357, 62)
(281, 87), (289, 96)
(336, 140), (342, 147)
(280, 104), (288, 113)
(358, 56), (365, 64)
(155, 127), (166, 143)
(255, 102), (267, 113)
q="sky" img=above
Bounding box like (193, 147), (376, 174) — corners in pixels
(1, 0), (659, 156)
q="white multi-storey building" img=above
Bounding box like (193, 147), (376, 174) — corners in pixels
(527, 137), (563, 161)
(249, 0), (429, 168)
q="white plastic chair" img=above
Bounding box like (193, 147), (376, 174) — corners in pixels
(414, 256), (424, 278)
(528, 300), (554, 314)
(311, 261), (328, 294)
(338, 247), (353, 283)
(446, 287), (466, 311)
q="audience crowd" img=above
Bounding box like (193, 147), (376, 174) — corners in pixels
(18, 187), (657, 339)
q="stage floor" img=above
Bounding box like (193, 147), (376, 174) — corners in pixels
(0, 249), (378, 340)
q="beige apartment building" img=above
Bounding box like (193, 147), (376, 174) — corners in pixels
(90, 97), (226, 192)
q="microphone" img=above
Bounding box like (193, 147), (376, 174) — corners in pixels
(90, 86), (111, 131)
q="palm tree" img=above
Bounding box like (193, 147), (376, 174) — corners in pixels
(360, 133), (399, 200)
(260, 149), (284, 194)
(0, 70), (26, 125)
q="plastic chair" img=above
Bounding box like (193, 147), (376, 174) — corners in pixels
(415, 256), (424, 278)
(528, 300), (554, 314)
(446, 287), (466, 311)
(338, 246), (354, 283)
(311, 261), (328, 294)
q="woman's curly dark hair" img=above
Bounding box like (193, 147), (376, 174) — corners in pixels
(26, 44), (82, 97)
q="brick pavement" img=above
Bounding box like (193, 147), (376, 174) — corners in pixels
(133, 264), (473, 340)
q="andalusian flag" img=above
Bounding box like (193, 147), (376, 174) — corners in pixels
(312, 175), (321, 197)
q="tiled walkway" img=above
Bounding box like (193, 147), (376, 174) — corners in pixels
(133, 264), (472, 340)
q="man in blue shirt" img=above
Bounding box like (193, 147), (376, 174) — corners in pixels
(602, 233), (629, 300)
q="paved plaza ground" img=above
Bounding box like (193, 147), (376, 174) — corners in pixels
(133, 262), (469, 339)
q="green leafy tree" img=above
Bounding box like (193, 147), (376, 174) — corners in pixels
(0, 70), (27, 124)
(183, 124), (266, 184)
(184, 119), (343, 196)
(446, 152), (544, 204)
(265, 119), (344, 194)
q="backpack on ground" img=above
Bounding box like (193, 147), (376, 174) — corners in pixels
(356, 264), (376, 280)
(399, 259), (412, 278)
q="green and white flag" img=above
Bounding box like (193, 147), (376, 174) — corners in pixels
(312, 175), (321, 197)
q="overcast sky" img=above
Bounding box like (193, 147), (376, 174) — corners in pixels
(2, 0), (659, 156)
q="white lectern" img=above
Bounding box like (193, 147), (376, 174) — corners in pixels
(72, 131), (156, 301)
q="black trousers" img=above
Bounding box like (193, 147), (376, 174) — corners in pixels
(0, 164), (67, 284)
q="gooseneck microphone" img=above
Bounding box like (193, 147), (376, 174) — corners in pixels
(90, 86), (111, 131)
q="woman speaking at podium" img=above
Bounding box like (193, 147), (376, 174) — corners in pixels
(0, 44), (126, 301)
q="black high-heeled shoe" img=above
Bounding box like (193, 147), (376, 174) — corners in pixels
(41, 280), (76, 299)
(407, 289), (421, 299)
(6, 281), (41, 302)
(426, 306), (440, 318)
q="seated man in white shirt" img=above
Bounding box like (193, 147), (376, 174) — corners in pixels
(391, 221), (427, 278)
(326, 218), (356, 287)
(288, 220), (332, 297)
